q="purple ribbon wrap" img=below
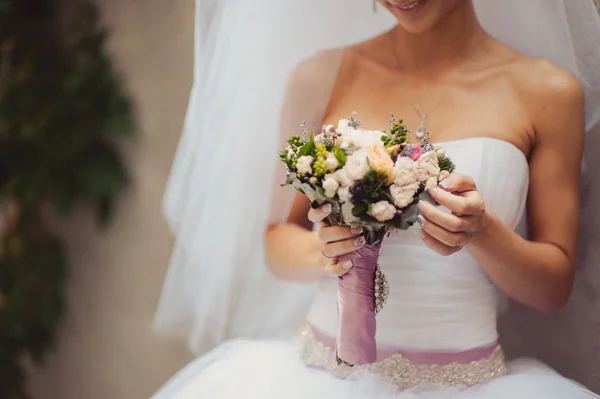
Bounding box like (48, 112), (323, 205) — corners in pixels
(336, 242), (382, 365)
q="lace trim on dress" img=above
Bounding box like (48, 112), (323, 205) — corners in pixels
(297, 325), (507, 391)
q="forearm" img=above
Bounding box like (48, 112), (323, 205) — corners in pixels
(265, 223), (325, 283)
(467, 211), (574, 312)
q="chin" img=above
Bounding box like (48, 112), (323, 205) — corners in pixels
(381, 0), (458, 34)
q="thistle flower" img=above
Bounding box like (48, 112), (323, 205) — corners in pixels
(401, 144), (423, 161)
(348, 112), (362, 129)
(420, 132), (434, 152)
(300, 121), (310, 142)
(349, 181), (366, 204)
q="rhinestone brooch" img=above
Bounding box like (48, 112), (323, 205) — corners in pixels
(374, 267), (389, 314)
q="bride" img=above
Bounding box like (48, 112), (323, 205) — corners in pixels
(152, 0), (600, 397)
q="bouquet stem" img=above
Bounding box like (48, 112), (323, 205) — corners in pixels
(336, 242), (382, 366)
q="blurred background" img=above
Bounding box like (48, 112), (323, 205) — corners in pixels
(0, 1), (599, 399)
(1, 0), (194, 398)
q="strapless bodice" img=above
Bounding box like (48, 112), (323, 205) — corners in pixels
(307, 137), (530, 352)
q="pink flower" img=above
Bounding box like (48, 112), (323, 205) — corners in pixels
(408, 145), (423, 161)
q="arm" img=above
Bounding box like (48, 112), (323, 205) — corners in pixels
(266, 193), (365, 282)
(265, 194), (325, 282)
(418, 65), (585, 313)
(470, 69), (584, 312)
(264, 50), (363, 283)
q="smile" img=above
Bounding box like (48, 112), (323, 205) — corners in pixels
(389, 0), (428, 13)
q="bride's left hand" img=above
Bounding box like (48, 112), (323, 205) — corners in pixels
(416, 174), (488, 256)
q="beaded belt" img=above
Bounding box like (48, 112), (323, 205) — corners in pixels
(297, 324), (507, 391)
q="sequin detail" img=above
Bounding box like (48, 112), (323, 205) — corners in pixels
(374, 267), (389, 313)
(298, 327), (507, 391)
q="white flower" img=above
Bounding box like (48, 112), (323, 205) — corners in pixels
(413, 151), (440, 182)
(333, 169), (354, 187)
(394, 157), (418, 186)
(418, 150), (441, 170)
(359, 130), (385, 147)
(324, 153), (339, 172)
(425, 176), (438, 191)
(335, 126), (384, 151)
(438, 170), (451, 182)
(390, 184), (418, 208)
(297, 155), (314, 175)
(323, 124), (336, 133)
(322, 176), (340, 198)
(335, 129), (361, 150)
(435, 147), (446, 158)
(343, 150), (370, 180)
(368, 201), (397, 222)
(337, 119), (351, 130)
(337, 186), (350, 202)
(314, 133), (326, 145)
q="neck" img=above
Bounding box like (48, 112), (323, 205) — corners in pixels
(390, 1), (485, 73)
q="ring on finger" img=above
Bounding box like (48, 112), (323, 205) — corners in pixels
(320, 247), (331, 259)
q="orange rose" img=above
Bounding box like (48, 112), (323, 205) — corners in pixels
(368, 144), (395, 184)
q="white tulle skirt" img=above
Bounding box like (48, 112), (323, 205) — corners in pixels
(152, 339), (599, 399)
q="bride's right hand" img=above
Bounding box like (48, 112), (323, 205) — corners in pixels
(308, 204), (365, 276)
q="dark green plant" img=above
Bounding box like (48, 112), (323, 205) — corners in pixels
(0, 0), (133, 397)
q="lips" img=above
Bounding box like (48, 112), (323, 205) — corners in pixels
(388, 0), (427, 12)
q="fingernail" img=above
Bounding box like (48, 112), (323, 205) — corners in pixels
(418, 200), (429, 210)
(350, 226), (363, 234)
(417, 215), (426, 227)
(323, 204), (332, 213)
(439, 179), (452, 190)
(342, 261), (353, 270)
(353, 236), (366, 246)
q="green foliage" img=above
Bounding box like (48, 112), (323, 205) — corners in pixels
(0, 0), (133, 397)
(348, 169), (388, 220)
(438, 155), (456, 173)
(297, 133), (315, 157)
(333, 147), (347, 167)
(382, 118), (409, 147)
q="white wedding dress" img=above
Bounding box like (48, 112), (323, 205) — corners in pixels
(153, 137), (599, 398)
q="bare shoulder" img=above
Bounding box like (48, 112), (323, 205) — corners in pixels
(502, 46), (585, 140)
(513, 55), (582, 102)
(287, 48), (345, 88)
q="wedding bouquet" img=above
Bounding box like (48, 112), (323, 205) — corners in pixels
(279, 113), (455, 366)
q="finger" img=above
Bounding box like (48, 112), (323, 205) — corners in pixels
(439, 174), (476, 193)
(428, 187), (482, 216)
(308, 203), (332, 223)
(417, 215), (469, 248)
(318, 225), (363, 243)
(322, 236), (365, 258)
(417, 201), (478, 233)
(324, 258), (354, 277)
(419, 229), (461, 256)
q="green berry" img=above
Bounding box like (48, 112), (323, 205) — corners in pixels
(313, 157), (327, 177)
(315, 143), (327, 159)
